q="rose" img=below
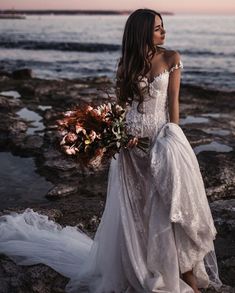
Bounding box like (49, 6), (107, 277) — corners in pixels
(62, 145), (77, 155)
(89, 130), (97, 142)
(66, 132), (78, 143)
(75, 124), (86, 135)
(60, 132), (78, 145)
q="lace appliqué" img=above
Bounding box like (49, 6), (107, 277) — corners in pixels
(125, 60), (183, 139)
(169, 60), (184, 73)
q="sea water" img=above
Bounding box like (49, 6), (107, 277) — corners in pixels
(0, 14), (234, 91)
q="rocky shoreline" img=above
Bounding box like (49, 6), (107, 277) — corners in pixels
(0, 69), (234, 292)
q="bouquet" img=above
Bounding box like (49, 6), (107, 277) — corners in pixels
(56, 102), (150, 168)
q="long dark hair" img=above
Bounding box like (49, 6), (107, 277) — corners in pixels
(116, 9), (164, 113)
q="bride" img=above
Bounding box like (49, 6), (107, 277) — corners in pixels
(0, 8), (223, 293)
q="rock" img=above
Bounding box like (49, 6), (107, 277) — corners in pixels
(42, 148), (62, 160)
(198, 152), (235, 201)
(0, 208), (63, 222)
(0, 75), (10, 83)
(0, 255), (68, 293)
(206, 184), (234, 201)
(0, 114), (28, 148)
(9, 120), (28, 134)
(0, 95), (22, 109)
(23, 135), (44, 151)
(18, 83), (36, 98)
(183, 128), (213, 147)
(209, 199), (235, 287)
(73, 83), (89, 89)
(201, 284), (235, 292)
(43, 109), (59, 121)
(0, 70), (11, 78)
(210, 199), (235, 235)
(0, 114), (27, 137)
(12, 68), (34, 79)
(78, 87), (99, 96)
(46, 184), (78, 199)
(44, 157), (77, 173)
(219, 257), (235, 289)
(32, 208), (63, 221)
(87, 75), (112, 84)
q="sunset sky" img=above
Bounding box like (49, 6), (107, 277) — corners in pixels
(0, 0), (235, 14)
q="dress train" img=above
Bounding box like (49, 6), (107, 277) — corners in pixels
(0, 123), (222, 292)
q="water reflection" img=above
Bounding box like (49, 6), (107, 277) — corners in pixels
(0, 152), (53, 209)
(38, 105), (52, 111)
(201, 113), (221, 118)
(16, 107), (44, 135)
(194, 141), (233, 155)
(180, 115), (209, 125)
(0, 90), (21, 98)
(203, 129), (230, 136)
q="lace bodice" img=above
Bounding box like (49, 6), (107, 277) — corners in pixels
(125, 60), (183, 139)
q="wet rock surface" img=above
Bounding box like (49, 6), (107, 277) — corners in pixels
(0, 255), (68, 293)
(12, 68), (34, 79)
(0, 70), (234, 291)
(0, 94), (22, 109)
(46, 184), (79, 199)
(210, 199), (235, 289)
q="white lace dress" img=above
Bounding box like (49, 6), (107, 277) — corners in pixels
(0, 61), (222, 293)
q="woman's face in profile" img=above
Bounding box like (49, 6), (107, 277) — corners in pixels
(153, 15), (166, 46)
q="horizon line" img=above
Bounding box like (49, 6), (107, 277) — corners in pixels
(0, 9), (234, 15)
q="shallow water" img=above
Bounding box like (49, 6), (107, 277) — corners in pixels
(16, 107), (44, 135)
(194, 141), (233, 154)
(38, 105), (52, 111)
(203, 129), (230, 136)
(0, 152), (53, 209)
(0, 14), (234, 91)
(0, 90), (21, 98)
(201, 113), (221, 118)
(179, 115), (209, 125)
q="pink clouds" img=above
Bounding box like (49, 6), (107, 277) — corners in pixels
(0, 0), (235, 14)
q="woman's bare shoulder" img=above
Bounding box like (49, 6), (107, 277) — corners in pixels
(162, 49), (181, 68)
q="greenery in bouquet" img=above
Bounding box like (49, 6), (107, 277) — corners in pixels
(56, 102), (150, 168)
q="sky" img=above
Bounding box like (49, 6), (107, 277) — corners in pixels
(0, 0), (235, 14)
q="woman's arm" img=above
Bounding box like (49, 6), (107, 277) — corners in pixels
(167, 51), (182, 125)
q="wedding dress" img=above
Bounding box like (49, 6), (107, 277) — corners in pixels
(0, 60), (223, 293)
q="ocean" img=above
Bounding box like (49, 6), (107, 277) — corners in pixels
(0, 14), (235, 91)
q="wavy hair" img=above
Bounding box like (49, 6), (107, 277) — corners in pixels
(116, 9), (164, 113)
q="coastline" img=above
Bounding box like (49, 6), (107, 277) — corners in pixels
(0, 69), (234, 291)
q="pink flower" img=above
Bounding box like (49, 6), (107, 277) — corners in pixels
(89, 130), (97, 142)
(64, 110), (76, 117)
(75, 124), (86, 135)
(63, 146), (77, 155)
(60, 132), (78, 145)
(66, 132), (78, 143)
(87, 105), (93, 111)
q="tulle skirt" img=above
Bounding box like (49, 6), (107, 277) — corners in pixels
(0, 123), (222, 292)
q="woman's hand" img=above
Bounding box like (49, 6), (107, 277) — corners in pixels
(127, 137), (138, 148)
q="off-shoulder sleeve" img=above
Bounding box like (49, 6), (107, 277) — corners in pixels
(169, 60), (183, 74)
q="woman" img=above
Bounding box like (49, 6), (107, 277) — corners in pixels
(0, 8), (222, 293)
